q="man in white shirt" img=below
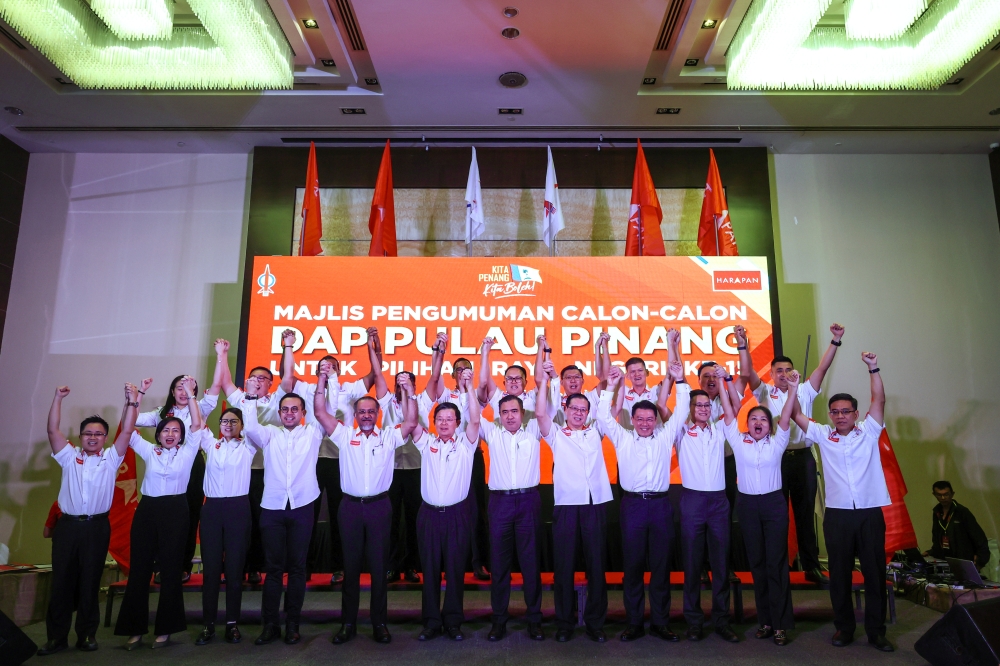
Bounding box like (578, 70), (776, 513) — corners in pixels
(536, 361), (612, 642)
(477, 335), (545, 422)
(278, 327), (382, 585)
(791, 352), (893, 652)
(397, 371), (483, 641)
(735, 323), (844, 584)
(611, 356), (668, 429)
(478, 342), (546, 642)
(548, 332), (608, 425)
(242, 386), (326, 646)
(600, 364), (688, 643)
(38, 382), (143, 656)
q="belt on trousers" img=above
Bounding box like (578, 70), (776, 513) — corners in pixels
(343, 490), (390, 504)
(424, 500), (463, 512)
(623, 491), (668, 500)
(783, 448), (811, 456)
(490, 485), (539, 496)
(62, 511), (110, 521)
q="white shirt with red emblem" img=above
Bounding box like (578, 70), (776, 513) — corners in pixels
(674, 420), (727, 492)
(547, 422), (612, 506)
(294, 378), (370, 459)
(549, 378), (600, 426)
(412, 429), (477, 507)
(52, 444), (124, 516)
(201, 434), (258, 498)
(753, 381), (818, 450)
(617, 383), (660, 429)
(599, 385), (690, 493)
(479, 419), (541, 490)
(242, 401), (324, 510)
(722, 420), (792, 495)
(130, 429), (207, 498)
(136, 394), (219, 429)
(380, 389), (439, 470)
(805, 417), (890, 509)
(331, 423), (407, 498)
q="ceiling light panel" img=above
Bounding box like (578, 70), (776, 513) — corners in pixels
(0, 0), (293, 90)
(844, 0), (928, 41)
(91, 0), (174, 40)
(727, 0), (1000, 90)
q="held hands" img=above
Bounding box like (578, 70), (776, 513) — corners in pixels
(367, 327), (382, 354)
(786, 369), (800, 389)
(713, 364), (728, 379)
(214, 338), (230, 355)
(668, 361), (684, 382)
(607, 366), (623, 387)
(125, 383), (139, 402)
(180, 376), (197, 397)
(396, 372), (413, 396)
(281, 329), (297, 348)
(667, 328), (680, 346)
(733, 325), (748, 347)
(458, 367), (473, 391)
(245, 375), (262, 396)
(830, 323), (845, 342)
(596, 331), (610, 351)
(862, 352), (878, 368)
(55, 386), (71, 399)
(541, 360), (556, 379)
(537, 334), (552, 353)
(435, 332), (449, 351)
(482, 337), (496, 352)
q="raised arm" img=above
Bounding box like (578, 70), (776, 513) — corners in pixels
(655, 367), (674, 422)
(611, 370), (625, 420)
(732, 325), (760, 394)
(279, 328), (297, 393)
(533, 334), (549, 389)
(862, 351), (884, 425)
(594, 331), (610, 386)
(778, 370), (800, 431)
(204, 339), (226, 398)
(215, 339), (239, 397)
(398, 373), (423, 440)
(715, 364), (737, 425)
(181, 376), (205, 432)
(535, 359), (553, 437)
(361, 327), (383, 391)
(464, 373), (483, 444)
(115, 379), (148, 456)
(789, 387), (812, 433)
(314, 370), (342, 437)
(241, 376), (271, 448)
(598, 366), (631, 443)
(599, 330), (612, 383)
(477, 337), (497, 406)
(47, 387), (72, 454)
(808, 323), (844, 392)
(428, 332), (447, 401)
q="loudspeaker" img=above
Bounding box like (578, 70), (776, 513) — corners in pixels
(915, 597), (1000, 666)
(0, 608), (37, 666)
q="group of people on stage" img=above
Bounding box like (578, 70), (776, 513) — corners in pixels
(38, 321), (900, 655)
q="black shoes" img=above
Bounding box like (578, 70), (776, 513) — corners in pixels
(331, 570), (344, 585)
(527, 623), (544, 641)
(716, 625), (740, 643)
(774, 630), (789, 646)
(333, 624), (356, 644)
(555, 628), (573, 642)
(869, 635), (894, 652)
(832, 630), (854, 647)
(806, 568), (830, 584)
(284, 622), (300, 645)
(687, 626), (702, 641)
(403, 569), (420, 583)
(586, 628), (607, 643)
(76, 636), (99, 652)
(225, 624), (241, 643)
(247, 571), (263, 585)
(620, 624), (645, 641)
(649, 624), (679, 641)
(444, 626), (464, 641)
(181, 572), (192, 583)
(37, 640), (69, 656)
(473, 564), (491, 581)
(755, 625), (774, 639)
(386, 569), (400, 582)
(418, 626), (442, 641)
(487, 622), (506, 641)
(195, 624), (215, 645)
(373, 624), (392, 644)
(255, 623), (281, 645)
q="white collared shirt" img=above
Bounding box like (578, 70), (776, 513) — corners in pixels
(228, 387), (284, 471)
(546, 422), (612, 506)
(294, 378), (370, 459)
(52, 444), (124, 515)
(479, 419), (541, 490)
(599, 385), (690, 493)
(332, 422), (407, 498)
(549, 379), (600, 426)
(130, 429), (206, 498)
(201, 434), (258, 498)
(806, 416), (890, 510)
(722, 420), (792, 495)
(136, 393), (219, 428)
(381, 390), (438, 470)
(488, 386), (537, 422)
(617, 383), (660, 429)
(674, 419), (727, 492)
(242, 401), (323, 510)
(753, 381), (819, 450)
(412, 430), (477, 506)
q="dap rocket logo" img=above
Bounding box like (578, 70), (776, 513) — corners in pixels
(257, 264), (276, 297)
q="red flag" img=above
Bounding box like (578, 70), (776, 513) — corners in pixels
(368, 141), (397, 257)
(625, 139), (666, 256)
(298, 141), (323, 257)
(108, 421), (138, 575)
(878, 429), (918, 559)
(698, 149), (739, 256)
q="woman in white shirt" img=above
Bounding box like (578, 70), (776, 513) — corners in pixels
(716, 365), (799, 646)
(115, 377), (210, 649)
(194, 404), (258, 646)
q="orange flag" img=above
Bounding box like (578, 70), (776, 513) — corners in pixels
(878, 429), (918, 559)
(108, 421), (139, 575)
(697, 148), (739, 256)
(298, 141), (323, 256)
(368, 140), (397, 257)
(625, 139), (665, 256)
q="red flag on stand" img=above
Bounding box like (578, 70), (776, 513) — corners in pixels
(879, 429), (918, 558)
(698, 148), (739, 256)
(625, 139), (666, 256)
(108, 421), (138, 575)
(368, 140), (397, 257)
(298, 141), (323, 257)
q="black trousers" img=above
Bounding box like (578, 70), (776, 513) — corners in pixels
(417, 501), (471, 629)
(681, 488), (730, 629)
(470, 447), (490, 570)
(46, 514), (110, 642)
(620, 493), (673, 626)
(553, 503), (608, 631)
(782, 449), (820, 570)
(389, 468), (422, 573)
(260, 501), (314, 626)
(737, 490), (794, 630)
(310, 458), (344, 571)
(824, 507), (887, 638)
(488, 489), (543, 624)
(115, 495), (189, 636)
(245, 469), (265, 573)
(183, 452), (205, 574)
(200, 495), (251, 625)
(339, 494), (392, 625)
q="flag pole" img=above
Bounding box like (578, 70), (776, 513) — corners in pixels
(638, 211), (643, 257)
(714, 214), (721, 256)
(803, 334), (812, 379)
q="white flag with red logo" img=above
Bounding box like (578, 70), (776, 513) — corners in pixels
(465, 147), (485, 244)
(543, 146), (564, 246)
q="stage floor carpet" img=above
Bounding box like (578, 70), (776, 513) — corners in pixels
(21, 588), (939, 665)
